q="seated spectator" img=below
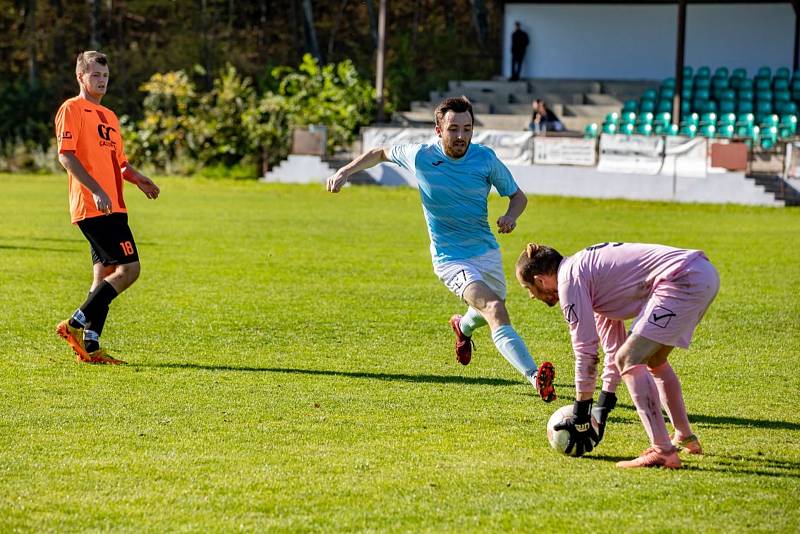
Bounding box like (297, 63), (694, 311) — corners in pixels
(529, 99), (565, 133)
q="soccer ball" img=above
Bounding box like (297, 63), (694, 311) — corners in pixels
(546, 404), (600, 456)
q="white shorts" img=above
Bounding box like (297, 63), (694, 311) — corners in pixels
(433, 248), (507, 300)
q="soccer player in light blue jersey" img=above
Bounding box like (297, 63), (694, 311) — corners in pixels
(326, 96), (556, 402)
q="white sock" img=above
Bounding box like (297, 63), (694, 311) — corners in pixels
(459, 307), (487, 337)
(491, 325), (538, 377)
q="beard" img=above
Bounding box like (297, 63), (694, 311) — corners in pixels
(443, 139), (469, 158)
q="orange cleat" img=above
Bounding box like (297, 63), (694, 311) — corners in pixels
(535, 361), (557, 403)
(56, 320), (90, 363)
(617, 448), (682, 469)
(86, 348), (127, 365)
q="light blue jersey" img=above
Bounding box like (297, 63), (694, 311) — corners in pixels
(389, 141), (519, 264)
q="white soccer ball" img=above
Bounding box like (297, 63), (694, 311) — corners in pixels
(546, 404), (600, 456)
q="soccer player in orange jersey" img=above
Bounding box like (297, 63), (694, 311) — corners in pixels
(54, 51), (160, 364)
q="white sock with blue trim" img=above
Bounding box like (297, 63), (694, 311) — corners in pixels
(491, 324), (538, 379)
(459, 307), (487, 337)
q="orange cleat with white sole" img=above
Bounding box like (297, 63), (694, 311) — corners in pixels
(87, 348), (127, 365)
(672, 434), (703, 455)
(56, 320), (90, 363)
(616, 448), (682, 469)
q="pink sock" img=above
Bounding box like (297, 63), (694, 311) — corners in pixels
(649, 362), (693, 441)
(621, 364), (673, 453)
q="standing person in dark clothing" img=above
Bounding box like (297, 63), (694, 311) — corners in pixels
(510, 22), (529, 81)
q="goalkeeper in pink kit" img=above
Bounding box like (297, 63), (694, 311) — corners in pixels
(515, 242), (719, 469)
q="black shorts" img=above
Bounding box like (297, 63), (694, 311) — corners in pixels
(77, 213), (140, 265)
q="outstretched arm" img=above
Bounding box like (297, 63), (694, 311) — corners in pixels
(122, 164), (160, 199)
(497, 188), (527, 233)
(326, 147), (390, 193)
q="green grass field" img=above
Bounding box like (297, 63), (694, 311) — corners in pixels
(2, 173), (799, 532)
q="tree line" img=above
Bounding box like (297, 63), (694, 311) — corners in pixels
(1, 0), (502, 175)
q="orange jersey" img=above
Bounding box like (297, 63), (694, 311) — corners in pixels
(55, 96), (129, 223)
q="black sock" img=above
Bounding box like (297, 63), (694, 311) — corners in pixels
(84, 338), (100, 353)
(80, 281), (119, 327)
(87, 304), (109, 337)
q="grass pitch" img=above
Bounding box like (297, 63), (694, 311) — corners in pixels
(1, 173), (799, 532)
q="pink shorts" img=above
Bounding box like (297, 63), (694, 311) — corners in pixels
(631, 255), (720, 348)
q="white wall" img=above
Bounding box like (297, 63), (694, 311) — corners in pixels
(504, 3), (795, 80)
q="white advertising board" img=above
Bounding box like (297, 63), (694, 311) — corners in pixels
(533, 137), (597, 166)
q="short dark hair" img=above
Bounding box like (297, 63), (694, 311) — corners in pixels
(434, 96), (474, 128)
(515, 243), (563, 282)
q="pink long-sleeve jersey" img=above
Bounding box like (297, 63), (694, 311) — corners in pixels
(557, 242), (705, 394)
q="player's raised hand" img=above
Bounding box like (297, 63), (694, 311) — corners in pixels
(326, 170), (348, 193)
(496, 215), (517, 233)
(136, 175), (160, 199)
(554, 400), (598, 457)
(93, 189), (112, 214)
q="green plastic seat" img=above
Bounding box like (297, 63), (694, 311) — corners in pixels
(775, 67), (791, 79)
(792, 89), (800, 101)
(719, 100), (737, 114)
(731, 68), (747, 79)
(635, 123), (653, 136)
(680, 100), (692, 115)
(736, 78), (754, 92)
(584, 123), (599, 139)
(657, 100), (673, 113)
(755, 90), (772, 103)
(719, 89), (736, 101)
(698, 100), (717, 114)
(660, 87), (675, 100)
(791, 78), (800, 91)
(637, 111), (654, 125)
(662, 77), (676, 89)
(602, 122), (618, 135)
(639, 100), (656, 113)
(620, 122), (635, 135)
(667, 123), (679, 136)
(778, 102), (798, 116)
(717, 124), (735, 138)
(622, 100), (638, 113)
(683, 66), (693, 78)
(620, 111), (637, 124)
(774, 91), (791, 103)
(736, 112), (755, 126)
(642, 88), (658, 101)
(604, 112), (619, 124)
(683, 112), (700, 126)
(655, 111), (671, 125)
(715, 67), (729, 77)
(757, 66), (772, 78)
(679, 123), (697, 138)
(736, 123), (756, 138)
(694, 88), (710, 101)
(738, 88), (754, 102)
(694, 77), (711, 89)
(755, 101), (773, 117)
(774, 78), (790, 91)
(700, 112), (717, 125)
(780, 114), (797, 134)
(699, 124), (716, 137)
(718, 112), (737, 125)
(760, 114), (779, 128)
(761, 126), (778, 149)
(737, 101), (754, 114)
(755, 78), (771, 91)
(696, 66), (711, 78)
(681, 87), (693, 99)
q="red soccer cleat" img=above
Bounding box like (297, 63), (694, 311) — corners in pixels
(449, 314), (475, 365)
(535, 361), (557, 403)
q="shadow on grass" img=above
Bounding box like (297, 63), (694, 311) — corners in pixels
(0, 244), (79, 253)
(136, 362), (524, 387)
(137, 363), (800, 433)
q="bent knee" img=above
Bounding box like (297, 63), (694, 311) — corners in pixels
(118, 262), (141, 283)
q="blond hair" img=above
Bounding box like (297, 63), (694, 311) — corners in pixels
(76, 51), (108, 77)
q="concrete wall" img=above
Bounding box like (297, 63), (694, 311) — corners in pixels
(359, 163), (781, 207)
(503, 3), (794, 80)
